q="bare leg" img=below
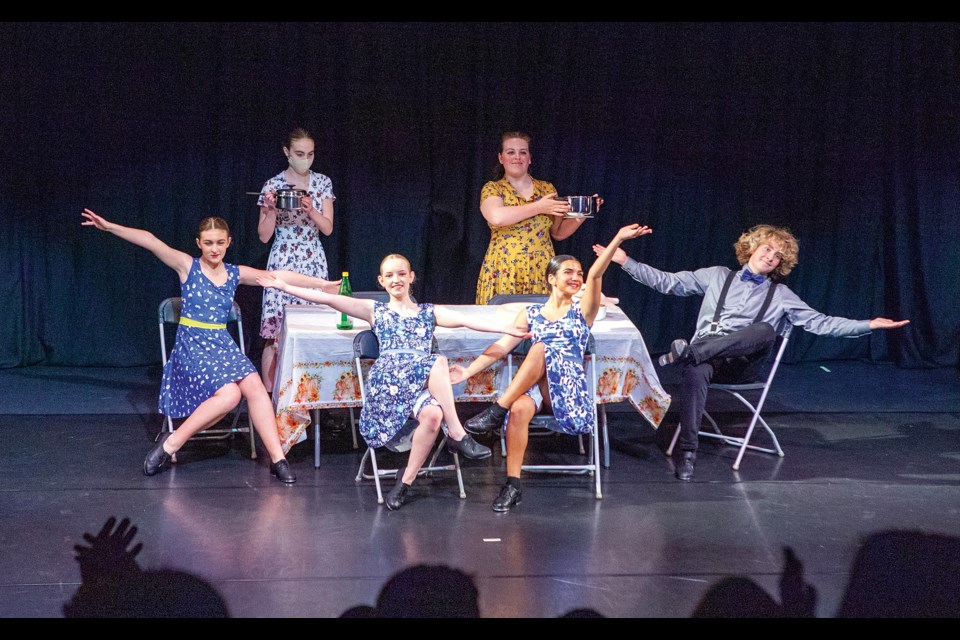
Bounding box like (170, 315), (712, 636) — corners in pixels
(505, 395), (536, 478)
(401, 405), (443, 484)
(426, 355), (473, 440)
(261, 340), (277, 394)
(238, 373), (286, 463)
(498, 342), (547, 408)
(164, 384), (242, 453)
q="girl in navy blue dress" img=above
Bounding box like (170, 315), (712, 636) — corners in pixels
(81, 209), (340, 484)
(257, 254), (530, 510)
(455, 223), (653, 512)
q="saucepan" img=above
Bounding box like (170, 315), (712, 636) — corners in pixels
(276, 188), (307, 211)
(556, 195), (600, 218)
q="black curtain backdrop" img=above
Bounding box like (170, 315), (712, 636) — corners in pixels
(2, 22), (958, 370)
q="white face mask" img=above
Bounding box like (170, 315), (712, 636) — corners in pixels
(287, 154), (313, 174)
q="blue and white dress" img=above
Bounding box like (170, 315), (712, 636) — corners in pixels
(359, 302), (441, 449)
(522, 299), (596, 435)
(158, 259), (257, 418)
(257, 170), (335, 339)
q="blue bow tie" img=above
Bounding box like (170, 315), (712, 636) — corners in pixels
(741, 268), (766, 285)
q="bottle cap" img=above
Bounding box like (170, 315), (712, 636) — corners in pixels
(342, 271), (349, 277)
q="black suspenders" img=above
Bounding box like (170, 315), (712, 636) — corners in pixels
(709, 269), (779, 335)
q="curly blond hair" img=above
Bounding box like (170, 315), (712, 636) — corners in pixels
(733, 225), (799, 280)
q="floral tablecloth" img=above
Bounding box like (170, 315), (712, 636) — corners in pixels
(272, 304), (671, 453)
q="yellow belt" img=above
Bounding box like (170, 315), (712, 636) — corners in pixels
(179, 316), (227, 330)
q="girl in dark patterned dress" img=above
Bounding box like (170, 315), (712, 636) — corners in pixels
(457, 224), (653, 512)
(258, 253), (530, 510)
(81, 209), (340, 484)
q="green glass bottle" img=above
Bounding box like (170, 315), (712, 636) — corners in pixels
(336, 271), (353, 330)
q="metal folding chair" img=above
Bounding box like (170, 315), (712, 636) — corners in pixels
(500, 334), (604, 499)
(666, 323), (793, 470)
(487, 293), (611, 471)
(351, 330), (466, 504)
(157, 297), (256, 459)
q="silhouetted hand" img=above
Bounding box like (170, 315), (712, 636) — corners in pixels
(74, 516), (144, 584)
(779, 546), (816, 617)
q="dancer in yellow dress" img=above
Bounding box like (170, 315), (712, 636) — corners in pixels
(474, 131), (602, 304)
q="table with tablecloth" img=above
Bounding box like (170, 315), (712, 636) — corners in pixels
(271, 303), (671, 453)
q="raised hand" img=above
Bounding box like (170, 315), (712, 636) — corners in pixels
(616, 223), (653, 242)
(592, 243), (628, 266)
(80, 208), (113, 231)
(592, 194), (605, 212)
(869, 318), (910, 330)
(73, 516), (144, 583)
(779, 546), (816, 618)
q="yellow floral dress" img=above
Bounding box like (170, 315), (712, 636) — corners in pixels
(475, 177), (558, 304)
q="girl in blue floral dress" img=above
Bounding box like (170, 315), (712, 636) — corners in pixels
(257, 127), (336, 393)
(257, 253), (530, 510)
(81, 208), (339, 484)
(456, 223), (654, 512)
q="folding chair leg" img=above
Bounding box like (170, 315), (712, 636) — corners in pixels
(355, 448), (370, 482)
(349, 407), (359, 450)
(666, 422), (680, 456)
(600, 405), (610, 469)
(592, 426), (603, 499)
(370, 448), (384, 504)
(244, 411), (256, 460)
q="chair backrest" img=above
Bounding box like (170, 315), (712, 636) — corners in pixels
(158, 297), (245, 363)
(353, 329), (381, 360)
(487, 294), (549, 305)
(158, 296), (241, 324)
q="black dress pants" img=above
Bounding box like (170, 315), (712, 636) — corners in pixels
(675, 322), (777, 453)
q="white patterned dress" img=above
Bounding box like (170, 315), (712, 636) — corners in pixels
(159, 259), (257, 418)
(258, 170), (335, 339)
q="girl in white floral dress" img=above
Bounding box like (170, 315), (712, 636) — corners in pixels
(455, 223), (653, 512)
(257, 127), (336, 393)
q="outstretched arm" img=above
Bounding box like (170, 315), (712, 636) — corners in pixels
(81, 209), (192, 280)
(255, 273), (374, 324)
(238, 265), (340, 291)
(581, 223), (653, 324)
(449, 310), (528, 384)
(434, 305), (532, 338)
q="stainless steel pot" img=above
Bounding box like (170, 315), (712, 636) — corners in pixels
(276, 188), (307, 211)
(563, 195), (600, 218)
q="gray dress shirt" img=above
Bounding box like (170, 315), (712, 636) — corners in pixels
(620, 258), (872, 343)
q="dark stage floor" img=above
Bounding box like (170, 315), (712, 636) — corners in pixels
(0, 362), (958, 617)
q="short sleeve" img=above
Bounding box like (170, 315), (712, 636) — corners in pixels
(480, 180), (504, 205)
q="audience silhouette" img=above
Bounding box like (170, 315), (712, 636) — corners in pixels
(63, 516), (229, 618)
